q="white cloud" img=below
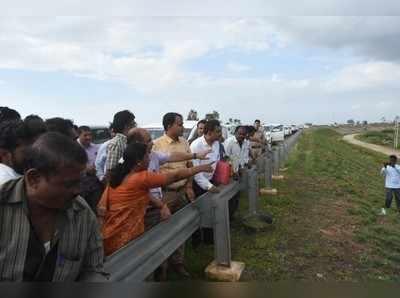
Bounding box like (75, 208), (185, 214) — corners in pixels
(0, 17), (281, 93)
(1, 0), (400, 16)
(324, 61), (400, 92)
(270, 16), (400, 62)
(226, 62), (251, 73)
(0, 17), (400, 125)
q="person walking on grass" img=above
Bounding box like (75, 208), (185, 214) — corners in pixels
(380, 155), (400, 215)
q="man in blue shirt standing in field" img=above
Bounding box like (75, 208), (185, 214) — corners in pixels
(381, 155), (400, 215)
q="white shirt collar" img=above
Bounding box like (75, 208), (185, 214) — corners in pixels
(0, 163), (21, 185)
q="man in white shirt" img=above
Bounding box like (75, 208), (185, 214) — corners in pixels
(0, 120), (25, 185)
(380, 155), (400, 215)
(190, 120), (221, 195)
(190, 120), (221, 247)
(224, 126), (249, 175)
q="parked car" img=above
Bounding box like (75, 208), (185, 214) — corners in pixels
(141, 123), (165, 141)
(291, 125), (299, 134)
(91, 126), (112, 144)
(263, 125), (272, 144)
(284, 125), (292, 137)
(143, 120), (197, 141)
(269, 124), (285, 143)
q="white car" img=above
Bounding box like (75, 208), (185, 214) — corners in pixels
(142, 121), (196, 141)
(269, 124), (285, 143)
(284, 125), (292, 137)
(263, 125), (272, 144)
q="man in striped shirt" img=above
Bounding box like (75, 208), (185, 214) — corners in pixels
(105, 110), (136, 180)
(0, 132), (106, 281)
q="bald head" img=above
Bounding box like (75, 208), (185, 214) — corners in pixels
(127, 127), (151, 145)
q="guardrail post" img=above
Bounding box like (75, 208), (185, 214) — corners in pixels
(283, 142), (289, 163)
(212, 196), (232, 266)
(248, 167), (259, 215)
(278, 142), (285, 167)
(272, 144), (285, 181)
(205, 185), (245, 282)
(272, 146), (280, 176)
(260, 149), (277, 196)
(264, 151), (273, 188)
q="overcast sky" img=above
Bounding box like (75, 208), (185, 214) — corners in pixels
(1, 12), (399, 125)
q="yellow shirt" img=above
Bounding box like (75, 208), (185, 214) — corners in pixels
(153, 134), (192, 189)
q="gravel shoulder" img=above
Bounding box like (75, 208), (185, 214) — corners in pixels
(343, 134), (400, 157)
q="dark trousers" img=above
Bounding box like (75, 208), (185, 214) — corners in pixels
(144, 206), (161, 231)
(229, 192), (240, 220)
(385, 188), (400, 209)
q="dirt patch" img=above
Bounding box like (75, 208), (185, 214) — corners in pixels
(320, 225), (365, 253)
(343, 134), (400, 157)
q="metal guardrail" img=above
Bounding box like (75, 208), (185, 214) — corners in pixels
(88, 131), (302, 282)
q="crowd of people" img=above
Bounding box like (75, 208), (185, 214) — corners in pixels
(0, 106), (267, 282)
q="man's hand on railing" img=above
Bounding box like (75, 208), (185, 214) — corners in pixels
(160, 204), (172, 221)
(232, 172), (240, 180)
(186, 187), (196, 202)
(208, 185), (220, 193)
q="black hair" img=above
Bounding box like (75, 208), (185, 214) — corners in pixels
(45, 117), (75, 139)
(109, 142), (148, 188)
(390, 155), (398, 160)
(112, 110), (135, 133)
(204, 120), (221, 135)
(254, 119), (261, 124)
(24, 132), (88, 176)
(235, 125), (246, 134)
(197, 119), (206, 127)
(0, 120), (27, 152)
(127, 130), (146, 145)
(0, 107), (21, 122)
(78, 125), (91, 135)
(246, 125), (256, 135)
(162, 112), (182, 131)
(24, 115), (47, 144)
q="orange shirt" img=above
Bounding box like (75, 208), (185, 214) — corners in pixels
(98, 171), (167, 256)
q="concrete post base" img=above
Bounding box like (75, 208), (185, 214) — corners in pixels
(272, 175), (285, 180)
(205, 261), (245, 282)
(260, 188), (278, 195)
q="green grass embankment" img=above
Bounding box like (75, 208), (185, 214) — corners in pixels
(180, 128), (400, 281)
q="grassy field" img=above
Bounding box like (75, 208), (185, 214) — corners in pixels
(356, 129), (399, 150)
(179, 128), (400, 281)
